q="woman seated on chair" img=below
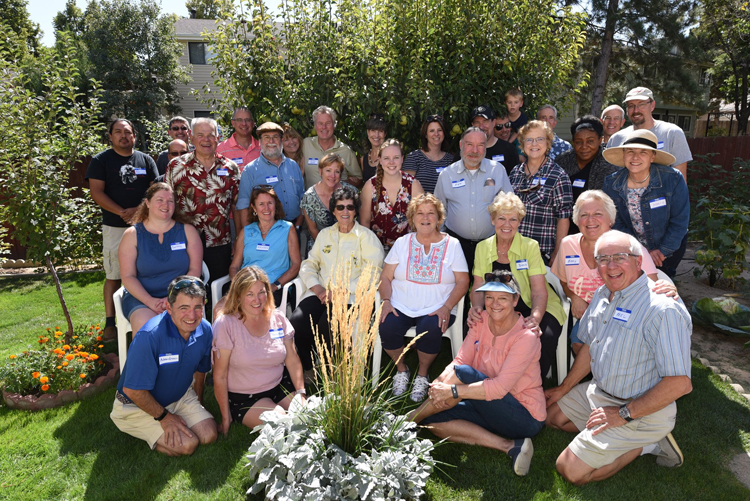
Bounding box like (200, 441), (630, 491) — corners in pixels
(212, 266), (306, 433)
(378, 194), (469, 402)
(469, 191), (565, 380)
(291, 184), (384, 378)
(409, 271), (545, 477)
(119, 182), (202, 335)
(228, 185), (301, 307)
(550, 190), (675, 355)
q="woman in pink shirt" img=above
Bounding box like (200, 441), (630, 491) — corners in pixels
(212, 266), (306, 434)
(408, 270), (545, 477)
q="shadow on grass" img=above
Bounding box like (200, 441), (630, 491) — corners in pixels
(0, 270), (105, 294)
(53, 386), (254, 501)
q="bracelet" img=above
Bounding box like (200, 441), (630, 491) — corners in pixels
(295, 388), (307, 396)
(154, 408), (168, 421)
(451, 384), (459, 399)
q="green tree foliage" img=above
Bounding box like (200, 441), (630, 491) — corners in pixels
(698, 0), (750, 135)
(0, 0), (40, 57)
(81, 0), (190, 124)
(185, 0), (234, 19)
(200, 0), (588, 149)
(0, 27), (105, 340)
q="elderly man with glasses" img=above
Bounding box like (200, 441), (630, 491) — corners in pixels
(217, 107), (261, 172)
(156, 116), (193, 175)
(545, 230), (692, 485)
(110, 276), (218, 456)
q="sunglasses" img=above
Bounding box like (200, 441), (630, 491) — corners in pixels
(495, 122), (512, 130)
(169, 150), (189, 157)
(425, 114), (444, 123)
(518, 183), (542, 194)
(335, 204), (356, 211)
(168, 277), (206, 296)
(170, 126), (189, 131)
(484, 272), (514, 284)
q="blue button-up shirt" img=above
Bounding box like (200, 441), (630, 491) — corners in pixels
(237, 154), (305, 220)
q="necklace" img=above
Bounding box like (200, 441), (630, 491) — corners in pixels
(368, 151), (379, 165)
(259, 222), (273, 237)
(630, 172), (651, 184)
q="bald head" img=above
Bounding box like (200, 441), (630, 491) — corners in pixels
(595, 230), (644, 292)
(167, 139), (189, 162)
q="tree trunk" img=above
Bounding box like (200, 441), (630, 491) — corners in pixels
(590, 0), (620, 117)
(737, 67), (749, 135)
(47, 255), (74, 344)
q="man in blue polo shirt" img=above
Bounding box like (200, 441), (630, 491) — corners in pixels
(236, 122), (305, 230)
(110, 276), (217, 456)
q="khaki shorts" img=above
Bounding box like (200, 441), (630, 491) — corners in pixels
(558, 381), (676, 469)
(110, 387), (214, 450)
(102, 225), (128, 280)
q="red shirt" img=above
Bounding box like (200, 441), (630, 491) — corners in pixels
(216, 134), (261, 173)
(165, 152), (240, 248)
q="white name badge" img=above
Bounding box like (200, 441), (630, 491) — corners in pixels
(232, 157), (244, 165)
(452, 178), (466, 188)
(256, 243), (270, 252)
(539, 177), (548, 185)
(170, 242), (186, 251)
(216, 168), (229, 176)
(572, 179), (586, 188)
(265, 175), (279, 183)
(134, 168), (147, 175)
(613, 307), (632, 322)
(492, 155), (505, 162)
(309, 157), (319, 166)
(516, 259), (529, 270)
(649, 197), (667, 209)
(565, 255), (580, 266)
(159, 353), (179, 365)
(269, 328), (284, 339)
(436, 167), (445, 173)
(657, 141), (665, 150)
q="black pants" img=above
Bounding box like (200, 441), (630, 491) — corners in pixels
(290, 296), (332, 371)
(515, 296), (562, 380)
(659, 234), (688, 278)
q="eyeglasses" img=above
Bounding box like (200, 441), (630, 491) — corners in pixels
(232, 118), (254, 123)
(518, 183), (541, 194)
(425, 114), (444, 123)
(524, 137), (546, 145)
(484, 272), (514, 283)
(168, 277), (206, 296)
(169, 150), (189, 157)
(602, 115), (623, 121)
(335, 204), (356, 211)
(495, 123), (512, 130)
(170, 126), (189, 131)
(625, 101), (652, 112)
(594, 253), (638, 266)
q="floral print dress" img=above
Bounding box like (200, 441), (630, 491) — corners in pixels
(371, 172), (415, 252)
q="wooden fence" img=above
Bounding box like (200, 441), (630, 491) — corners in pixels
(687, 136), (750, 169)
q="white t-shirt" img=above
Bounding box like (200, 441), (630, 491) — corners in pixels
(385, 233), (468, 317)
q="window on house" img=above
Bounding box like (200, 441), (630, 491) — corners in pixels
(700, 68), (710, 87)
(678, 116), (691, 132)
(194, 111), (214, 118)
(189, 42), (207, 64)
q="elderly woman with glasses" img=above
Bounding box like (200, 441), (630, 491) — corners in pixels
(290, 185), (384, 378)
(409, 271), (546, 477)
(508, 120), (573, 264)
(402, 115), (455, 194)
(469, 191), (566, 380)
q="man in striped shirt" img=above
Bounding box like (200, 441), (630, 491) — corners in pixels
(544, 230), (692, 485)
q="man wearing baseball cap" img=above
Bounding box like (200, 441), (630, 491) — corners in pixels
(470, 105), (519, 174)
(606, 87), (692, 181)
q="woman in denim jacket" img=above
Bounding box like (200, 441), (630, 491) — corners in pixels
(601, 129), (689, 277)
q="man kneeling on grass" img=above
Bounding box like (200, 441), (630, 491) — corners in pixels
(544, 230), (692, 485)
(110, 276), (217, 456)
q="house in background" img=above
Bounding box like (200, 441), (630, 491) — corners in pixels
(173, 18), (222, 118)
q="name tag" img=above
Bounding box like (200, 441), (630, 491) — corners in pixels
(265, 175), (279, 183)
(613, 308), (632, 322)
(649, 197), (667, 209)
(657, 141), (665, 150)
(451, 178), (466, 188)
(572, 178), (586, 188)
(492, 154), (505, 162)
(256, 243), (270, 252)
(232, 157), (244, 165)
(269, 328), (284, 339)
(216, 168), (229, 176)
(436, 167), (445, 173)
(309, 157), (319, 166)
(170, 242), (186, 251)
(539, 177), (547, 185)
(134, 168), (147, 176)
(158, 353), (179, 365)
(565, 255), (580, 266)
(516, 259), (529, 270)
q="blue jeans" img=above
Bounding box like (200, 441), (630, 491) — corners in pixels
(422, 365), (544, 439)
(379, 308), (455, 355)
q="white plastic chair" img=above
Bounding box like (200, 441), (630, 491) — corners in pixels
(114, 262), (209, 371)
(211, 275), (304, 318)
(371, 295), (465, 388)
(545, 266), (572, 384)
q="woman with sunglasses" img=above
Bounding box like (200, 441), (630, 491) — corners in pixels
(291, 185), (384, 379)
(403, 115), (455, 194)
(227, 185), (301, 307)
(119, 182), (203, 335)
(212, 266), (306, 434)
(409, 271), (545, 477)
(508, 120), (573, 265)
(469, 191), (565, 380)
(360, 113), (387, 183)
(360, 139), (424, 253)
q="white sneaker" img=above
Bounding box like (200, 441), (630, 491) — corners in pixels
(392, 369), (410, 396)
(410, 375), (430, 402)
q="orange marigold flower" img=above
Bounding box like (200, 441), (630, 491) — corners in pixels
(89, 354), (99, 360)
(55, 331), (63, 336)
(46, 327), (51, 331)
(57, 354), (63, 359)
(57, 366), (62, 369)
(78, 344), (84, 349)
(62, 361), (69, 366)
(78, 352), (89, 358)
(39, 376), (49, 383)
(79, 374), (86, 379)
(65, 354), (75, 361)
(41, 384), (50, 391)
(55, 326), (59, 330)
(38, 339), (44, 344)
(9, 355), (17, 359)
(96, 336), (102, 341)
(73, 336), (78, 339)
(32, 372), (40, 378)
(53, 348), (62, 354)
(98, 344), (104, 348)
(62, 345), (70, 351)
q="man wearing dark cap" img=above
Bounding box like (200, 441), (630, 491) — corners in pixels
(471, 105), (520, 175)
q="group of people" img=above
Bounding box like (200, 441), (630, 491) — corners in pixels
(91, 85), (693, 484)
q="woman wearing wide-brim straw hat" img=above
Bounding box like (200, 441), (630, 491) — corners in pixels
(601, 129), (689, 277)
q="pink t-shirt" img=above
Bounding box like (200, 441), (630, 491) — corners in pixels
(216, 134), (261, 173)
(211, 309), (293, 394)
(551, 233), (658, 303)
(455, 312), (546, 422)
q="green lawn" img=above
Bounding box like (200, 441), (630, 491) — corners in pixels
(0, 272), (748, 500)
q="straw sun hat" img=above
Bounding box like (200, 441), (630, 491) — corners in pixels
(602, 129), (676, 167)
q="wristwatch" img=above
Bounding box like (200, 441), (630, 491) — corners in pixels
(273, 280), (281, 289)
(451, 384), (459, 399)
(155, 408), (168, 421)
(295, 388), (307, 396)
(618, 404), (633, 422)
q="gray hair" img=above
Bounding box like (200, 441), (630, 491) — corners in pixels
(601, 105), (625, 119)
(460, 126), (484, 141)
(594, 230), (643, 258)
(232, 107), (254, 120)
(572, 190), (617, 226)
(537, 104), (557, 119)
(191, 117), (218, 135)
(167, 275), (207, 306)
(312, 106), (337, 127)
